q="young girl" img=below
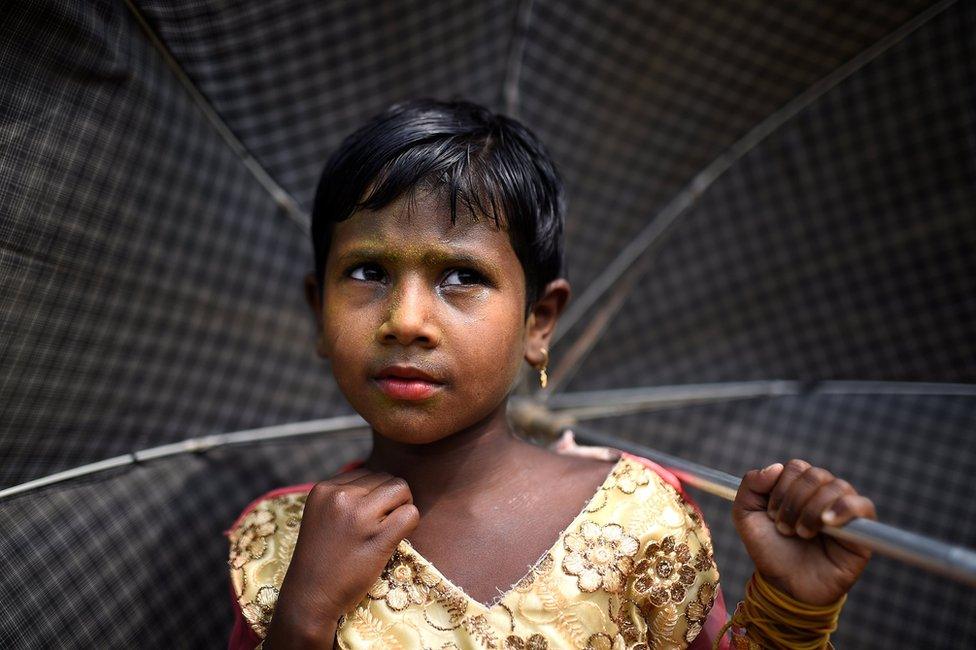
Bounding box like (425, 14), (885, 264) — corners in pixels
(226, 100), (876, 649)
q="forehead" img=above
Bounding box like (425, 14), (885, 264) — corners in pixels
(328, 189), (517, 263)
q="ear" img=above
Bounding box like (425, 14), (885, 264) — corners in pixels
(303, 272), (330, 359)
(524, 278), (571, 367)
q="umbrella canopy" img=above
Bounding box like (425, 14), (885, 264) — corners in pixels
(2, 0), (974, 647)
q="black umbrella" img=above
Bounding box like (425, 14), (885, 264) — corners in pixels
(2, 0), (974, 647)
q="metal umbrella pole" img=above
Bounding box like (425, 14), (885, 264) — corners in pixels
(508, 398), (976, 589)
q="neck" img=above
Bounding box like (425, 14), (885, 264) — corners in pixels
(363, 401), (532, 510)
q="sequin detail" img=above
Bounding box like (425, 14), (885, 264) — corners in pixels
(504, 632), (550, 649)
(562, 521), (641, 593)
(228, 508), (276, 570)
(605, 462), (651, 494)
(632, 535), (699, 605)
(228, 456), (722, 649)
(369, 548), (442, 611)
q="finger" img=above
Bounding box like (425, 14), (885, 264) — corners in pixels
(822, 494), (876, 558)
(365, 476), (413, 516)
(345, 471), (396, 491)
(776, 466), (834, 536)
(823, 494), (877, 527)
(733, 463), (784, 514)
(794, 479), (853, 539)
(329, 468), (373, 484)
(374, 503), (420, 552)
(766, 459), (810, 518)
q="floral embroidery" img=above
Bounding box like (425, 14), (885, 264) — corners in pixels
(231, 452), (722, 649)
(281, 496), (306, 529)
(683, 581), (717, 643)
(463, 614), (499, 648)
(605, 462), (650, 494)
(585, 489), (609, 513)
(369, 548), (442, 611)
(693, 543), (715, 573)
(647, 602), (680, 649)
(563, 522), (640, 593)
(609, 596), (645, 647)
(632, 536), (696, 605)
(425, 582), (469, 631)
(515, 553), (554, 593)
(228, 508), (277, 570)
(584, 632), (623, 650)
(504, 632), (549, 649)
(240, 585), (278, 637)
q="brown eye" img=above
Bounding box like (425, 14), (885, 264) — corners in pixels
(347, 263), (386, 283)
(441, 268), (484, 287)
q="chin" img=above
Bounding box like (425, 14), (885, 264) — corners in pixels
(364, 401), (504, 445)
(371, 420), (454, 445)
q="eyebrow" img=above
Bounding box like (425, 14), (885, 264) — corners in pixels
(335, 246), (496, 270)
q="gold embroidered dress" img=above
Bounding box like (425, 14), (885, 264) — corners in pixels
(226, 454), (722, 649)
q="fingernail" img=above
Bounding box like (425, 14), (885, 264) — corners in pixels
(776, 521), (793, 536)
(796, 524), (813, 538)
(766, 509), (777, 521)
(762, 463), (780, 473)
(822, 510), (837, 524)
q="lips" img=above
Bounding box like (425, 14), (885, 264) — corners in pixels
(374, 364), (445, 401)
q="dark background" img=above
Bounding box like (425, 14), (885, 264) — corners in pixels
(1, 1), (974, 646)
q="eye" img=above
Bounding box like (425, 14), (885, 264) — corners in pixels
(346, 263), (387, 283)
(441, 268), (486, 287)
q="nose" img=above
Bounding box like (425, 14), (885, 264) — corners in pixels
(377, 277), (441, 348)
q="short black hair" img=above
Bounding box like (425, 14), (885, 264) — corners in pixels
(311, 98), (565, 310)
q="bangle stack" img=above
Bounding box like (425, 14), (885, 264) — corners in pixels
(715, 572), (846, 649)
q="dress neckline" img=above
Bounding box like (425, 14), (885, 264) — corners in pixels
(398, 454), (627, 611)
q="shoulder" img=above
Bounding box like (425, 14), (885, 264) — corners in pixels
(607, 455), (721, 646)
(225, 483), (315, 640)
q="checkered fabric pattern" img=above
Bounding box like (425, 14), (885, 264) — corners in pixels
(138, 0), (517, 211)
(565, 0), (976, 389)
(585, 390), (976, 647)
(0, 0), (353, 488)
(0, 431), (371, 647)
(1, 0), (974, 648)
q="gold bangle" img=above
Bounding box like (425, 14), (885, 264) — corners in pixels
(714, 573), (846, 649)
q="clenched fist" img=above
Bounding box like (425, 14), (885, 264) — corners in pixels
(732, 459), (876, 606)
(263, 469), (419, 649)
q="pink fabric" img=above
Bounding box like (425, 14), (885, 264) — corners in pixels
(226, 455), (730, 649)
(622, 452), (731, 649)
(228, 579), (263, 650)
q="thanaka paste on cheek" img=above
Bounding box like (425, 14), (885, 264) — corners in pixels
(321, 194), (530, 446)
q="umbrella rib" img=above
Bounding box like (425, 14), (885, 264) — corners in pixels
(543, 380), (976, 421)
(503, 0), (536, 115)
(0, 415), (369, 501)
(546, 380), (801, 419)
(548, 0), (959, 386)
(120, 0), (309, 232)
(571, 423), (976, 588)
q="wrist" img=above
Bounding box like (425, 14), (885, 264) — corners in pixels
(756, 572), (794, 601)
(724, 572), (845, 649)
(264, 602), (339, 650)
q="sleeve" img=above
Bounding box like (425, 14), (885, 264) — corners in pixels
(228, 579), (264, 650)
(623, 457), (729, 649)
(225, 484), (316, 649)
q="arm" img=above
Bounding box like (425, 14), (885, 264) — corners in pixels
(261, 604), (340, 650)
(226, 469), (419, 649)
(721, 460), (876, 648)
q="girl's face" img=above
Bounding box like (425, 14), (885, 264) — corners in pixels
(312, 190), (531, 444)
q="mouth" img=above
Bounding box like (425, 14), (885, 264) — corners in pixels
(373, 364), (445, 401)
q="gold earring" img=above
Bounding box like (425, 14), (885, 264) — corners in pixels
(538, 347), (549, 389)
